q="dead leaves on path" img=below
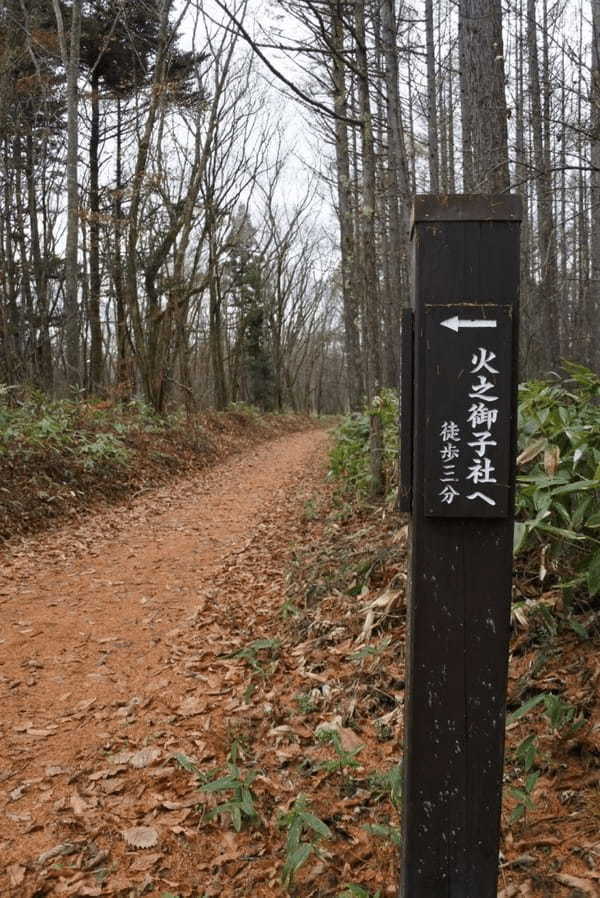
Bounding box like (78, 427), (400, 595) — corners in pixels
(2, 441), (596, 897)
(0, 461), (399, 897)
(356, 588), (403, 644)
(122, 826), (159, 849)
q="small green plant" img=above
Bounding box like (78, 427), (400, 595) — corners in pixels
(295, 692), (318, 714)
(316, 729), (363, 777)
(197, 743), (260, 832)
(227, 637), (281, 676)
(0, 391), (165, 469)
(172, 751), (198, 773)
(363, 822), (402, 845)
(279, 599), (301, 619)
(507, 691), (584, 738)
(278, 793), (332, 889)
(514, 364), (600, 605)
(337, 886), (382, 898)
(509, 735), (540, 823)
(542, 692), (584, 736)
(514, 733), (538, 772)
(302, 498), (319, 521)
(367, 763), (402, 810)
(329, 389), (399, 499)
(227, 400), (260, 417)
(78, 432), (129, 469)
(506, 693), (546, 726)
(348, 637), (391, 664)
(509, 770), (540, 824)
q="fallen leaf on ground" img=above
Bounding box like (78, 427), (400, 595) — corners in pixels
(100, 778), (125, 794)
(70, 790), (89, 816)
(36, 842), (80, 866)
(8, 785), (27, 801)
(129, 746), (161, 768)
(129, 851), (163, 872)
(122, 826), (159, 849)
(89, 766), (126, 781)
(7, 864), (26, 887)
(338, 727), (364, 753)
(554, 873), (599, 896)
(176, 695), (206, 717)
(110, 751), (133, 765)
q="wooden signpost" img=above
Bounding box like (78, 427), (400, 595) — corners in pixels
(400, 195), (522, 898)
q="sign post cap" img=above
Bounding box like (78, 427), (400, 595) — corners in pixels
(411, 194), (523, 228)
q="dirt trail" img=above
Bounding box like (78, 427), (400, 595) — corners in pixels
(0, 429), (330, 895)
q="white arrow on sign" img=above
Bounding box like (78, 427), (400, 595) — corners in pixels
(441, 315), (497, 332)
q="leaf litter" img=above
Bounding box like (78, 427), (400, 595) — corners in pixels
(0, 427), (597, 896)
(122, 826), (160, 850)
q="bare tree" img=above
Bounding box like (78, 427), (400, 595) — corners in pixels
(53, 0), (82, 388)
(590, 0), (600, 372)
(459, 0), (510, 192)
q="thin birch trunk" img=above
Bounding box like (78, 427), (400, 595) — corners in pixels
(53, 0), (82, 388)
(528, 0), (560, 371)
(426, 0), (440, 192)
(88, 70), (103, 392)
(355, 0), (381, 398)
(590, 0), (600, 372)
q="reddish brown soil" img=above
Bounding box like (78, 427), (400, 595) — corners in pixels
(0, 409), (319, 543)
(0, 428), (598, 898)
(1, 430), (333, 896)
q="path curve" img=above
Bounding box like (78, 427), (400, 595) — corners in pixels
(0, 428), (329, 890)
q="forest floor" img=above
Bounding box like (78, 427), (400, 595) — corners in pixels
(0, 428), (598, 898)
(0, 404), (322, 544)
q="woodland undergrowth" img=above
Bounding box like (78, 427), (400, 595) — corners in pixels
(0, 389), (321, 542)
(310, 365), (599, 896)
(1, 374), (598, 897)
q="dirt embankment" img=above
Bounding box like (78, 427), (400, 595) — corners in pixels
(0, 410), (324, 544)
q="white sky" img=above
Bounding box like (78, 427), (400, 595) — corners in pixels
(174, 0), (337, 230)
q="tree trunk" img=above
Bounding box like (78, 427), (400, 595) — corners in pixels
(25, 133), (53, 390)
(113, 97), (133, 397)
(382, 0), (412, 387)
(590, 0), (600, 372)
(208, 213), (228, 410)
(369, 412), (385, 498)
(13, 135), (36, 382)
(355, 0), (382, 398)
(458, 0), (474, 190)
(447, 49), (456, 192)
(88, 69), (103, 393)
(330, 5), (364, 410)
(459, 0), (509, 192)
(125, 2), (171, 407)
(515, 0), (534, 376)
(425, 0), (440, 192)
(528, 0), (560, 372)
(53, 0), (82, 389)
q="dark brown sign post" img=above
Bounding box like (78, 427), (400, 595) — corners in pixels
(400, 195), (522, 898)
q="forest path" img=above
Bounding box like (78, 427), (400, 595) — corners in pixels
(0, 428), (330, 896)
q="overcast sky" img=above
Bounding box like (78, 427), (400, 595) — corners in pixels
(174, 0), (336, 230)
